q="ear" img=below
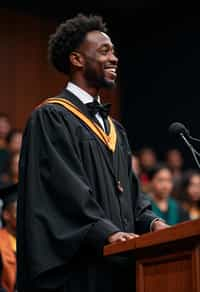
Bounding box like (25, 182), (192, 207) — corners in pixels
(69, 51), (85, 69)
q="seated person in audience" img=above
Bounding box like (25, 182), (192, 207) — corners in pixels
(138, 147), (157, 192)
(6, 129), (22, 156)
(0, 183), (17, 292)
(147, 163), (190, 225)
(165, 148), (184, 199)
(179, 170), (200, 219)
(0, 153), (19, 187)
(165, 148), (184, 178)
(0, 153), (19, 226)
(0, 129), (22, 186)
(0, 114), (11, 175)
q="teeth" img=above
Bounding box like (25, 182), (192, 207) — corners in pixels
(106, 68), (116, 73)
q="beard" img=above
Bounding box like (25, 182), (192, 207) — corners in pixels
(84, 60), (116, 89)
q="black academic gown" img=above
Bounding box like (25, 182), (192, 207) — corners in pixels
(17, 89), (158, 292)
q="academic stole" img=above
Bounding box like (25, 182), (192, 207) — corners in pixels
(42, 97), (117, 152)
(41, 97), (124, 194)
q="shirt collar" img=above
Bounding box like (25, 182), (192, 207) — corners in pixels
(66, 82), (100, 104)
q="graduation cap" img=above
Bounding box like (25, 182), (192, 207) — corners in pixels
(0, 183), (18, 210)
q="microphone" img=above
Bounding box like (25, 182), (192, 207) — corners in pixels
(168, 122), (190, 138)
(168, 122), (200, 169)
(169, 122), (200, 142)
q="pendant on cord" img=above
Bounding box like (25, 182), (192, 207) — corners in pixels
(117, 180), (124, 193)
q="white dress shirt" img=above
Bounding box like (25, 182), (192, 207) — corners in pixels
(66, 82), (105, 131)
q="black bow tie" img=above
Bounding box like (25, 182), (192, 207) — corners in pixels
(86, 100), (111, 119)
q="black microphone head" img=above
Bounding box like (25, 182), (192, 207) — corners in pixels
(169, 122), (190, 137)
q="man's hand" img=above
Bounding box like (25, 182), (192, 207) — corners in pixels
(151, 220), (170, 231)
(108, 232), (139, 244)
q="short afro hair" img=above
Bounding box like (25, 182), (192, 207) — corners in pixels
(48, 14), (107, 75)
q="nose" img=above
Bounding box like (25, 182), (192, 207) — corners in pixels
(109, 52), (118, 64)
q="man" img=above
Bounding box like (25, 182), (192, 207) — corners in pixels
(17, 14), (167, 292)
(0, 183), (17, 292)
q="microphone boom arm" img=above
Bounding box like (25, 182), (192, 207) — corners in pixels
(180, 133), (200, 169)
(189, 136), (200, 143)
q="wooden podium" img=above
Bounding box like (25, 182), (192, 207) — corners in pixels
(104, 219), (200, 292)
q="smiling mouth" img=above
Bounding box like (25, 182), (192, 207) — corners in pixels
(104, 67), (117, 79)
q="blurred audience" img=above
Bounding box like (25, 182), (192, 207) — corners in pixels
(165, 149), (184, 177)
(0, 153), (20, 187)
(0, 114), (11, 149)
(6, 129), (22, 156)
(146, 163), (189, 225)
(137, 147), (157, 192)
(179, 170), (200, 219)
(165, 148), (184, 198)
(131, 154), (141, 177)
(0, 184), (17, 292)
(0, 129), (22, 188)
(0, 114), (11, 175)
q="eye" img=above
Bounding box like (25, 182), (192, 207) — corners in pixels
(100, 48), (109, 55)
(98, 45), (117, 57)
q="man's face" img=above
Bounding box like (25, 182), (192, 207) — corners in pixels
(78, 31), (118, 89)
